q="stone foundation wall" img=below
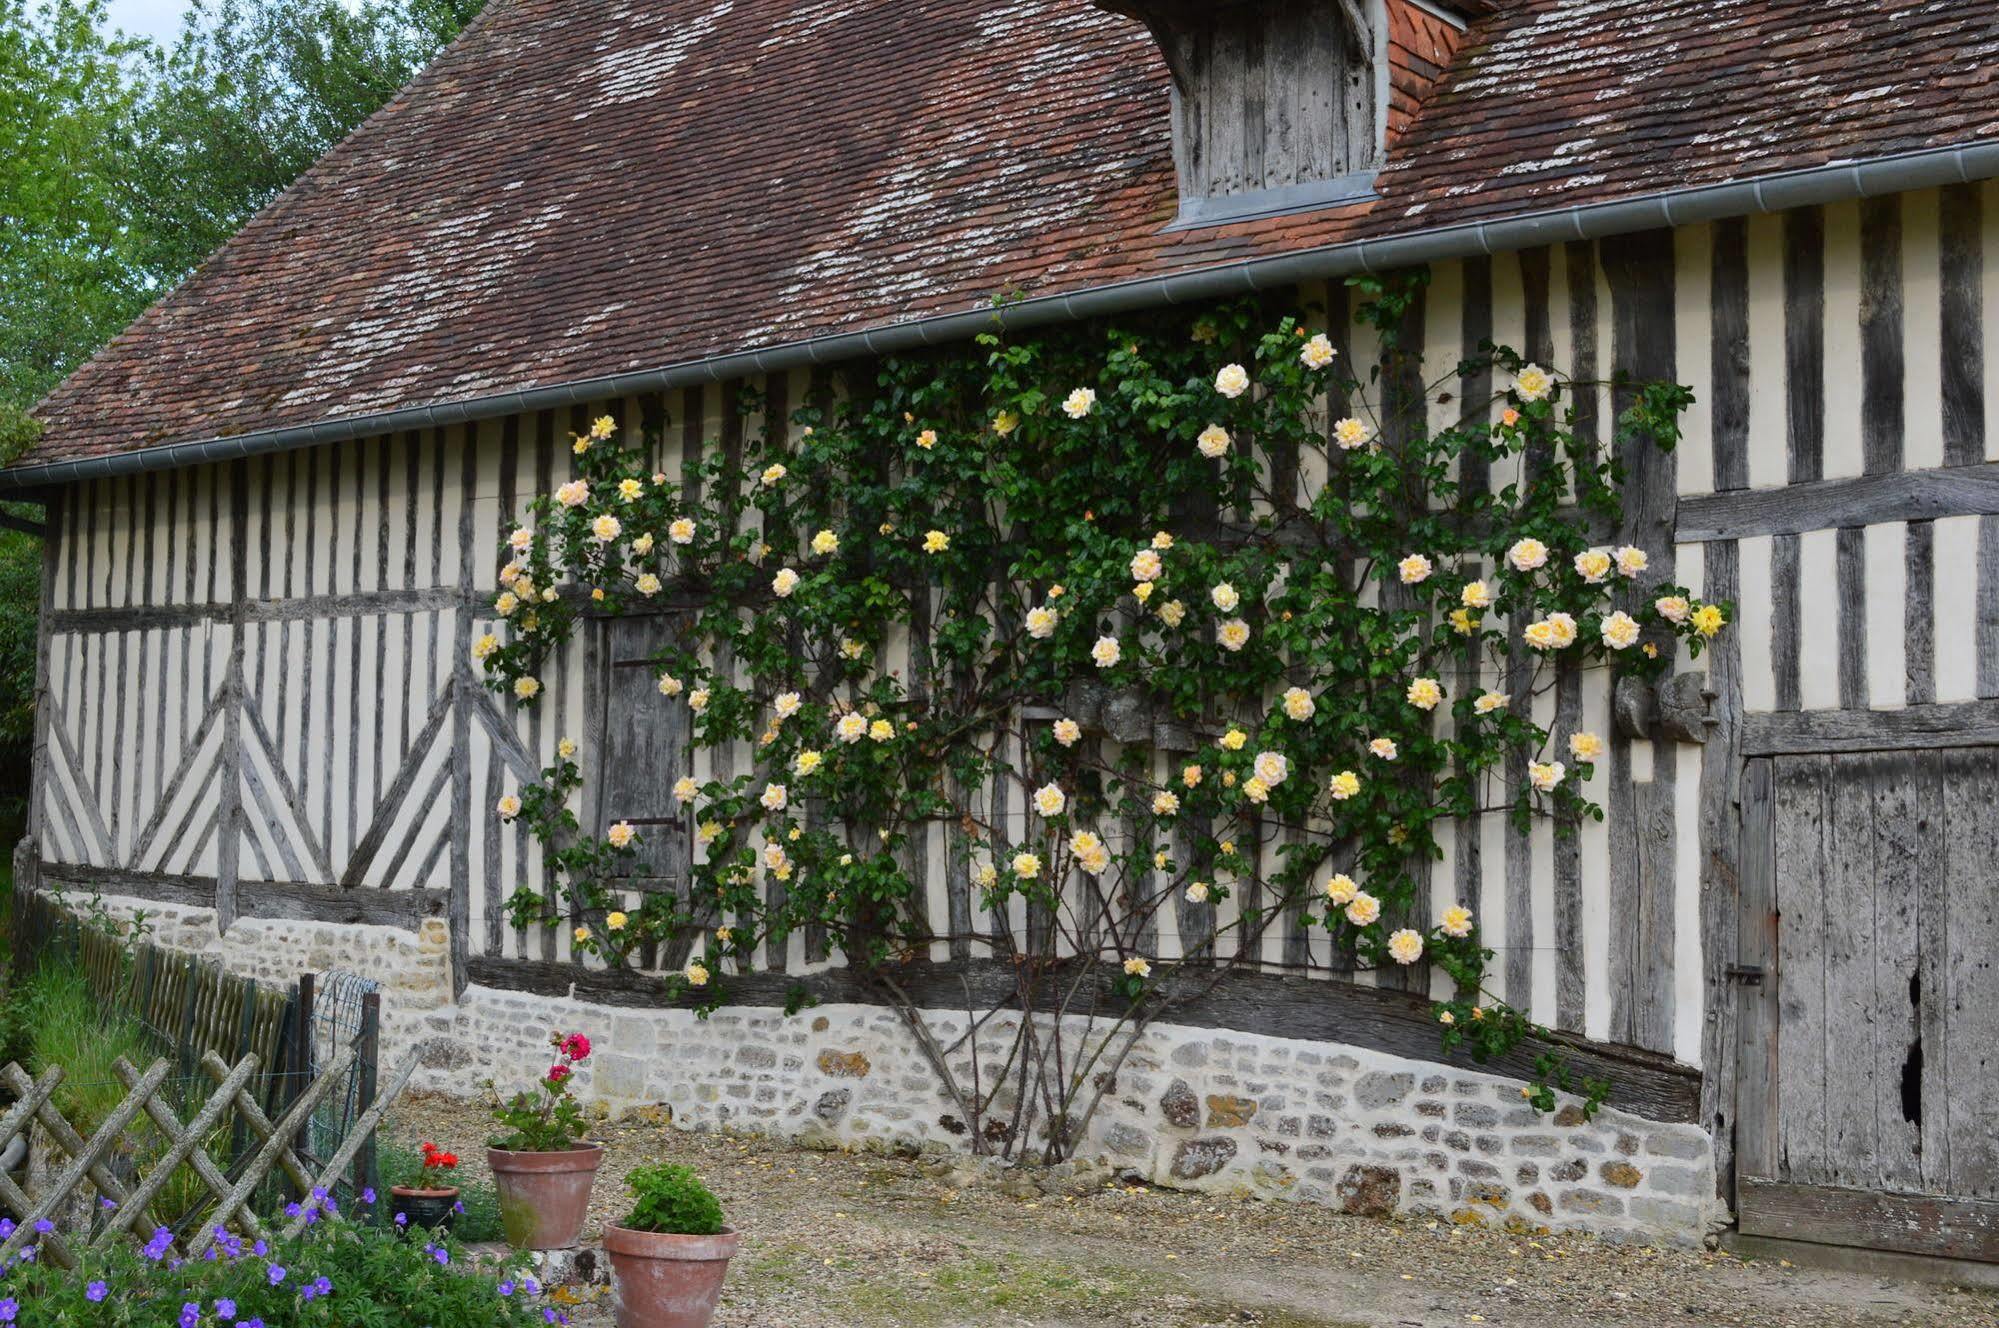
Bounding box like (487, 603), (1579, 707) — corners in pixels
(86, 895), (1721, 1244)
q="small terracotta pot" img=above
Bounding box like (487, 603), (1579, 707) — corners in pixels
(488, 1144), (603, 1249)
(604, 1224), (740, 1328)
(389, 1185), (459, 1231)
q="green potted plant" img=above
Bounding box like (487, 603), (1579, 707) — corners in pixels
(487, 1030), (602, 1249)
(390, 1140), (462, 1230)
(604, 1163), (738, 1328)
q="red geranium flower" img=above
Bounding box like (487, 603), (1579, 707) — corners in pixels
(559, 1032), (592, 1062)
(547, 1063), (572, 1086)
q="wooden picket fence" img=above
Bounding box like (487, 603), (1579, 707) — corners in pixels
(0, 1044), (415, 1269)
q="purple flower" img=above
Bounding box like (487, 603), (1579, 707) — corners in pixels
(253, 1240), (268, 1257)
(100, 1197), (118, 1210)
(432, 1246), (451, 1266)
(145, 1227), (175, 1261)
(180, 1301), (201, 1328)
(216, 1297), (236, 1320)
(523, 1275), (542, 1296)
(313, 1277), (332, 1296)
(31, 1220), (51, 1234)
(0, 1220), (12, 1239)
(394, 1212), (408, 1227)
(498, 1281), (515, 1297)
(452, 1200), (465, 1214)
(86, 1282), (108, 1303)
(283, 1202), (302, 1219)
(0, 1298), (16, 1323)
(267, 1263), (287, 1285)
(361, 1187), (377, 1205)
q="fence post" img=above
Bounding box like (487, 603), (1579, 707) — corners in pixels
(231, 981), (258, 1162)
(176, 956), (200, 1076)
(355, 991), (381, 1219)
(290, 973), (316, 1167)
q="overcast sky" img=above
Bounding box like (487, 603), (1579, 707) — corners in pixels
(101, 0), (192, 44)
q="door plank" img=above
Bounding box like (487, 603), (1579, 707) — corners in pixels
(1733, 758), (1779, 1188)
(1867, 752), (1923, 1193)
(1772, 754), (1830, 1184)
(1942, 749), (1999, 1199)
(1821, 754), (1878, 1188)
(1912, 757), (1953, 1196)
(1737, 1178), (1999, 1262)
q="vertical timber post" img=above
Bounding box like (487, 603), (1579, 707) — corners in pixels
(216, 459), (251, 934)
(291, 971), (316, 1170)
(355, 990), (381, 1217)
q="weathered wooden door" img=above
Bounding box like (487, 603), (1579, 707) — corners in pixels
(1736, 748), (1999, 1261)
(593, 614), (694, 960)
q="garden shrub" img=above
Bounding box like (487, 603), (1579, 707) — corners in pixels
(621, 1163), (724, 1237)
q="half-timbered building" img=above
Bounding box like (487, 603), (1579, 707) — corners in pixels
(12, 0), (1999, 1261)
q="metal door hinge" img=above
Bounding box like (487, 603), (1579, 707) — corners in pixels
(1725, 964), (1765, 986)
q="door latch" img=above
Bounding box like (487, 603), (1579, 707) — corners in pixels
(1724, 964), (1765, 986)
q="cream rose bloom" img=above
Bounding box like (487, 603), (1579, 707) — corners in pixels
(1600, 610), (1641, 650)
(1655, 595), (1691, 624)
(669, 517), (697, 544)
(1123, 956), (1152, 978)
(1012, 852), (1041, 880)
(1252, 751), (1289, 786)
(1369, 737), (1398, 761)
(1025, 605), (1060, 639)
(1568, 731), (1606, 762)
(1033, 783), (1067, 818)
(1460, 579), (1493, 609)
(607, 821), (636, 848)
(836, 712), (867, 743)
(1152, 791), (1180, 816)
(514, 676), (541, 700)
(635, 573), (662, 596)
(1185, 881), (1210, 903)
(1614, 545), (1649, 578)
(1323, 873), (1358, 905)
(771, 567), (800, 597)
(555, 480), (589, 507)
(472, 633), (499, 661)
(922, 530), (950, 554)
(1398, 553), (1433, 585)
(1053, 718), (1082, 747)
(1528, 761), (1566, 792)
(1512, 364), (1554, 401)
(1506, 538), (1549, 572)
(1328, 770), (1361, 800)
(1345, 893), (1382, 926)
(1300, 332), (1337, 369)
(1387, 929), (1425, 965)
(1282, 687), (1315, 721)
(760, 463), (787, 486)
(1573, 548), (1613, 584)
(794, 749), (823, 776)
(496, 794), (521, 819)
(1130, 548), (1163, 582)
(811, 528), (839, 555)
(657, 673), (682, 697)
(1332, 417), (1373, 450)
(868, 718), (894, 742)
(1216, 618), (1251, 652)
(1158, 599), (1186, 627)
(1062, 387), (1098, 419)
(760, 783), (788, 812)
(1405, 677), (1443, 710)
(1091, 636), (1122, 668)
(1210, 582), (1240, 612)
(673, 776), (699, 804)
(1197, 424), (1231, 459)
(1441, 905), (1474, 938)
(1215, 363), (1251, 398)
(1220, 729), (1247, 751)
(509, 526), (534, 551)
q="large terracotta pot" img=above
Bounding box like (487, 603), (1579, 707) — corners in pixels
(487, 1144), (603, 1249)
(604, 1224), (740, 1328)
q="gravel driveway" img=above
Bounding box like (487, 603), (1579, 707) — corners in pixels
(387, 1093), (1997, 1328)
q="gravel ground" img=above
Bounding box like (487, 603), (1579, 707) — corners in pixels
(387, 1093), (1998, 1328)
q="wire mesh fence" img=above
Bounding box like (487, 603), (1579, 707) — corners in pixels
(3, 890), (385, 1228)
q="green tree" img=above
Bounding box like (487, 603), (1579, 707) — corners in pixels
(122, 0), (487, 285)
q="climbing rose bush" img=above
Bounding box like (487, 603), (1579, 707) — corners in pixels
(481, 278), (1725, 1142)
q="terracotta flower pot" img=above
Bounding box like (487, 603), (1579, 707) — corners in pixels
(604, 1224), (740, 1328)
(389, 1185), (459, 1231)
(488, 1143), (603, 1249)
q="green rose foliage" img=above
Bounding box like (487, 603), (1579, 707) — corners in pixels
(478, 274), (1728, 1118)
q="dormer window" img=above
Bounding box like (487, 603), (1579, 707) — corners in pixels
(1097, 0), (1475, 227)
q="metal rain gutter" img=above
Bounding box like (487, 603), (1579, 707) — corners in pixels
(9, 139), (1998, 494)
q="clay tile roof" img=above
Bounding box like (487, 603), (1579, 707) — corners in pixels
(20, 0), (1999, 470)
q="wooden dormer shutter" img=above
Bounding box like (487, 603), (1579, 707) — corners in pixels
(594, 613), (692, 895)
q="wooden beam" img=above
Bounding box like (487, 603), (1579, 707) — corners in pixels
(1675, 463), (1999, 543)
(463, 955), (1702, 1123)
(1738, 1179), (1999, 1263)
(1741, 700), (1999, 756)
(36, 864), (446, 929)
